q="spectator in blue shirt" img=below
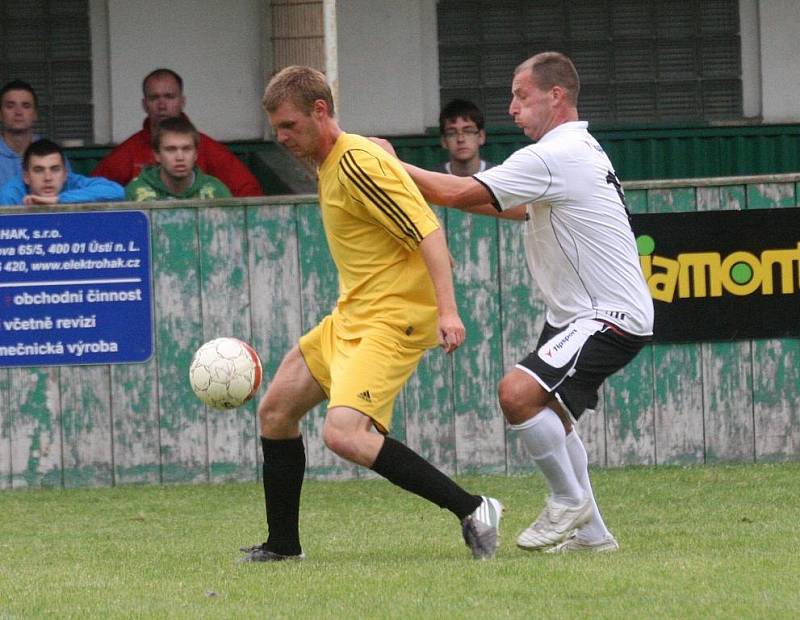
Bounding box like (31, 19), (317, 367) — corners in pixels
(0, 139), (123, 206)
(0, 80), (40, 185)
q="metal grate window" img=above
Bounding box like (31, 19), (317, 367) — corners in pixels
(0, 0), (93, 143)
(438, 0), (742, 127)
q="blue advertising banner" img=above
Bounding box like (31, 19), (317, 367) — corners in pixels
(0, 210), (153, 367)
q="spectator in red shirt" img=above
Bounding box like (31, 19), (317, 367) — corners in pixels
(92, 68), (262, 197)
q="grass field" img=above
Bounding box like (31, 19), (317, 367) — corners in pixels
(1, 462), (799, 619)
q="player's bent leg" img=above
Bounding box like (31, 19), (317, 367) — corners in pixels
(323, 410), (501, 559)
(323, 406), (501, 556)
(371, 436), (502, 559)
(321, 335), (503, 559)
(323, 406), (384, 468)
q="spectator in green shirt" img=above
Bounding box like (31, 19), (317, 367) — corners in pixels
(125, 116), (232, 201)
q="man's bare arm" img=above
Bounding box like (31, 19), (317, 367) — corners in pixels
(418, 228), (465, 353)
(370, 137), (526, 221)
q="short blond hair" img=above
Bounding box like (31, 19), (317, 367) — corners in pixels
(516, 52), (580, 106)
(263, 65), (334, 116)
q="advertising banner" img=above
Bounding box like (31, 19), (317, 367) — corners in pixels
(632, 207), (800, 342)
(0, 210), (153, 367)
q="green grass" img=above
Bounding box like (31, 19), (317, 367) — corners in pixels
(1, 463), (799, 619)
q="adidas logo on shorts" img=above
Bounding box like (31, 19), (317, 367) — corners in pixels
(357, 390), (372, 403)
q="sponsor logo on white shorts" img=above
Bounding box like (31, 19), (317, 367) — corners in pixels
(537, 319), (604, 368)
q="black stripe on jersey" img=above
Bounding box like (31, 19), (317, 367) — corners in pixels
(341, 151), (421, 242)
(473, 176), (503, 212)
(549, 208), (595, 313)
(340, 151), (422, 243)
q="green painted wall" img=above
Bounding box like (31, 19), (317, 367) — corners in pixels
(1, 175), (798, 489)
(389, 124), (800, 182)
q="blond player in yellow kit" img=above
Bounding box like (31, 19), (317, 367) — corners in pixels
(238, 66), (502, 563)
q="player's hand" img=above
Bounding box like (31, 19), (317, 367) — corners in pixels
(438, 312), (465, 353)
(368, 137), (397, 157)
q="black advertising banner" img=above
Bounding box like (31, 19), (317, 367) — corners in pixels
(630, 207), (800, 343)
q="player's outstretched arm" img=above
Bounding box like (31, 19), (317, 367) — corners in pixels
(369, 137), (525, 221)
(418, 228), (465, 353)
(369, 137), (484, 206)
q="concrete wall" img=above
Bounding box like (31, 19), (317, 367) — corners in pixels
(332, 0), (800, 132)
(91, 0), (265, 144)
(333, 0), (439, 135)
(757, 0), (800, 123)
(87, 0), (800, 145)
(739, 0), (761, 119)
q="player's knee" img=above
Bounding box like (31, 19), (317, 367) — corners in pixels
(257, 396), (291, 433)
(498, 375), (545, 425)
(498, 377), (523, 421)
(321, 423), (353, 459)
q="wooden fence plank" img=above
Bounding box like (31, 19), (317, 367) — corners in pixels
(604, 189), (656, 466)
(111, 360), (160, 484)
(100, 209), (161, 485)
(151, 208), (206, 483)
(745, 183), (796, 210)
(0, 369), (10, 488)
(198, 206), (257, 482)
(403, 348), (456, 475)
(604, 348), (656, 467)
(59, 366), (113, 487)
(696, 185), (755, 464)
(247, 203), (303, 475)
(646, 188), (705, 464)
(749, 182), (799, 462)
(448, 210), (506, 475)
(295, 204), (357, 480)
(10, 368), (62, 488)
(752, 339), (800, 461)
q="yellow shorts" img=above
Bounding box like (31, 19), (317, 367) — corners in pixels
(299, 315), (426, 433)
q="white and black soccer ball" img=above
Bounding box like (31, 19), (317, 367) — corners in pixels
(189, 337), (263, 410)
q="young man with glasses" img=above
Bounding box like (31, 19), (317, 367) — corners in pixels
(437, 99), (494, 176)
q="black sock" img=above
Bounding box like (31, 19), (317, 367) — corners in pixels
(371, 436), (481, 520)
(261, 436), (305, 556)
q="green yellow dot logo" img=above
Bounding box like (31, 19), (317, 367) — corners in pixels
(636, 235), (655, 256)
(729, 262), (753, 284)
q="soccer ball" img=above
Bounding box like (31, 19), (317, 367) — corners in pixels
(189, 337), (263, 410)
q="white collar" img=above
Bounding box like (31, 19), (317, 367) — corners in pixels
(445, 159), (489, 175)
(538, 121), (589, 143)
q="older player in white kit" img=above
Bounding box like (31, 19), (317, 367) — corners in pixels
(375, 51), (654, 553)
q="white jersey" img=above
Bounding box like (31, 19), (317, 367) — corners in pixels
(474, 121), (654, 336)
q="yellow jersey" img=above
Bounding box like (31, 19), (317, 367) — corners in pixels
(317, 133), (441, 348)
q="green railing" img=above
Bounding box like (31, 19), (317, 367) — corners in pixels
(392, 123), (800, 181)
(65, 123), (800, 193)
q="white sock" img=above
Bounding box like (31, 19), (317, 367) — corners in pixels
(510, 408), (584, 506)
(565, 428), (610, 541)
